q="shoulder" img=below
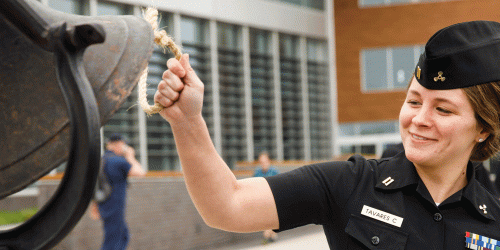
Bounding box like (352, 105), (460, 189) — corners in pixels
(310, 154), (382, 174)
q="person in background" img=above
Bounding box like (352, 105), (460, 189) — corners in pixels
(252, 151), (279, 244)
(90, 133), (146, 250)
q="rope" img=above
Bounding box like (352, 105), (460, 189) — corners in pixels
(138, 7), (182, 115)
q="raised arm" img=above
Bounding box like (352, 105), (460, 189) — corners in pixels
(154, 54), (279, 232)
(123, 145), (146, 177)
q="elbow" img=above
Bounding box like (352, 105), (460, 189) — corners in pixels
(200, 211), (251, 233)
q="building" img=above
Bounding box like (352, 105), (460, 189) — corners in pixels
(40, 0), (500, 171)
(43, 0), (332, 171)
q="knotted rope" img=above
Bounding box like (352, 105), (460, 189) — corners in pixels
(138, 7), (182, 115)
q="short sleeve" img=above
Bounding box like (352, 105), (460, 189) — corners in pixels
(265, 155), (367, 231)
(105, 157), (131, 183)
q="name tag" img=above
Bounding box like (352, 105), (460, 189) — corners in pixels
(361, 205), (404, 228)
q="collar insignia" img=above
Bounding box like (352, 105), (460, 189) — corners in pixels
(382, 177), (394, 186)
(479, 204), (488, 214)
(465, 232), (500, 250)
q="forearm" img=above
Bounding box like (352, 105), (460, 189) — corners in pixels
(170, 114), (240, 228)
(125, 154), (146, 177)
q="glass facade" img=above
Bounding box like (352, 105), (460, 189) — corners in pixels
(42, 0), (331, 170)
(266, 0), (325, 10)
(250, 29), (277, 159)
(218, 23), (247, 167)
(361, 45), (423, 92)
(280, 34), (303, 160)
(359, 0), (459, 8)
(307, 39), (331, 160)
(48, 0), (89, 15)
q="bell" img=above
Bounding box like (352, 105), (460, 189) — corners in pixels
(0, 0), (154, 199)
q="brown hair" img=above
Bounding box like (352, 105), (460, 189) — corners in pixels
(463, 82), (500, 161)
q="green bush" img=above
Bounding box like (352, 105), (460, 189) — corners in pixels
(0, 208), (38, 226)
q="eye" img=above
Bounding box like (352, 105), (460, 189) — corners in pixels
(407, 100), (420, 106)
(436, 107), (452, 114)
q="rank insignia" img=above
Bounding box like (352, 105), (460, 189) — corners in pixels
(465, 232), (500, 250)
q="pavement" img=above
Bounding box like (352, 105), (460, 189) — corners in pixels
(217, 225), (329, 250)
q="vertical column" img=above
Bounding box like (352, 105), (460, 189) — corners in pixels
(326, 0), (339, 157)
(173, 13), (182, 47)
(299, 36), (311, 161)
(242, 26), (254, 161)
(89, 0), (97, 16)
(272, 32), (284, 161)
(387, 48), (394, 90)
(210, 20), (222, 153)
(134, 6), (148, 170)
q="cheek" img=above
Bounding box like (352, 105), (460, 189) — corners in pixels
(399, 106), (412, 128)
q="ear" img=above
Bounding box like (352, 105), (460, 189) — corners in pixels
(477, 129), (490, 142)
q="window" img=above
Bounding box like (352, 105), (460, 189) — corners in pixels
(218, 23), (246, 167)
(250, 29), (276, 159)
(339, 121), (399, 136)
(97, 1), (132, 15)
(359, 0), (458, 8)
(264, 0), (324, 10)
(280, 34), (303, 160)
(361, 45), (423, 92)
(307, 39), (330, 160)
(48, 0), (88, 15)
(341, 144), (376, 155)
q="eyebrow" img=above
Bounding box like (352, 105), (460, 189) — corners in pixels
(407, 90), (459, 107)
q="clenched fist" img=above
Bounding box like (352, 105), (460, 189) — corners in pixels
(154, 54), (204, 124)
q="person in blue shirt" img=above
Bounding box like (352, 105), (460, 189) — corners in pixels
(253, 151), (279, 244)
(90, 133), (146, 250)
(253, 152), (279, 178)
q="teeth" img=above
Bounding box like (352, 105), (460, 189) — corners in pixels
(412, 134), (426, 140)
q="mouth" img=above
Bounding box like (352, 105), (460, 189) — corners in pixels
(410, 133), (434, 141)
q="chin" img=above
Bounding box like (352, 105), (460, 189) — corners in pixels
(404, 147), (432, 166)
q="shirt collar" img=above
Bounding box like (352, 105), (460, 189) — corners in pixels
(462, 162), (497, 221)
(374, 152), (496, 221)
(374, 151), (420, 191)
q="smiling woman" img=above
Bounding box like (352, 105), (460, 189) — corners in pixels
(152, 20), (500, 249)
(400, 78), (486, 170)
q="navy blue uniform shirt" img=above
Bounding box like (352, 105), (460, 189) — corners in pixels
(266, 152), (500, 249)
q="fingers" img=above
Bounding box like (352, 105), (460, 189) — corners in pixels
(162, 70), (185, 92)
(154, 69), (185, 107)
(166, 57), (186, 78)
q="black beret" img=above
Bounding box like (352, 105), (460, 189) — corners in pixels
(415, 21), (500, 90)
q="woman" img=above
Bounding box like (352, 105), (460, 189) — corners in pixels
(154, 21), (500, 249)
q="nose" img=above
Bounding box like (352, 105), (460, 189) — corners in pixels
(412, 106), (432, 127)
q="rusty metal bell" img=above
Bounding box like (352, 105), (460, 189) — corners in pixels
(0, 0), (154, 199)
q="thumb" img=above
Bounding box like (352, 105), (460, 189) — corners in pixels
(179, 54), (193, 73)
(179, 54), (202, 86)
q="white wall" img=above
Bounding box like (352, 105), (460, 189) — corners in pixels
(107, 0), (326, 38)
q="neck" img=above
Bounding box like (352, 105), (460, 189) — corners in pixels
(414, 161), (468, 204)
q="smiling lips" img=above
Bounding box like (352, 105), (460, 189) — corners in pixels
(411, 133), (435, 141)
